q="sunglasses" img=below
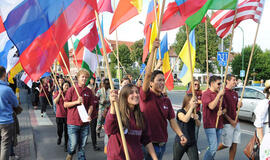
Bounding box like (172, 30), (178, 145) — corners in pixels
(194, 84), (199, 86)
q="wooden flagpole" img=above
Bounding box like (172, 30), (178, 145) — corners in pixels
(95, 10), (130, 160)
(205, 18), (209, 89)
(50, 67), (65, 100)
(235, 23), (261, 123)
(185, 24), (196, 114)
(40, 83), (52, 107)
(216, 9), (238, 128)
(111, 50), (127, 74)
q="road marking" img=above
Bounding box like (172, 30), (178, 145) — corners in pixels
(29, 109), (53, 126)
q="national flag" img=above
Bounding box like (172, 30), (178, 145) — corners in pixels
(21, 72), (33, 88)
(1, 0), (98, 81)
(98, 0), (113, 13)
(211, 0), (265, 38)
(159, 33), (174, 90)
(57, 42), (70, 75)
(179, 29), (196, 86)
(109, 0), (142, 34)
(98, 15), (112, 55)
(81, 47), (103, 82)
(143, 0), (158, 63)
(161, 0), (238, 31)
(8, 62), (23, 84)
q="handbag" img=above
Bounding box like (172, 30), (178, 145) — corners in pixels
(244, 131), (260, 160)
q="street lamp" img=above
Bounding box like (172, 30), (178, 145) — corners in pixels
(238, 26), (244, 80)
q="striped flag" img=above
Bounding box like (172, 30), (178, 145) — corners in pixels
(210, 0), (265, 38)
(21, 72), (33, 88)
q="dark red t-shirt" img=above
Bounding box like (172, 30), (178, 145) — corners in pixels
(39, 83), (49, 97)
(53, 91), (67, 118)
(105, 111), (150, 160)
(64, 84), (94, 126)
(223, 88), (238, 124)
(202, 89), (224, 129)
(139, 88), (175, 143)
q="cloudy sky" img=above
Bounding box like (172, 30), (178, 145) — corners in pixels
(102, 0), (270, 53)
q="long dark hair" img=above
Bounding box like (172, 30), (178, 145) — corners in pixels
(119, 84), (144, 130)
(182, 93), (193, 109)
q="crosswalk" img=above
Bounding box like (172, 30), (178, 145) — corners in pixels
(29, 109), (53, 126)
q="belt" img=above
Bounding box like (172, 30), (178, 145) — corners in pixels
(152, 142), (166, 147)
(263, 122), (269, 125)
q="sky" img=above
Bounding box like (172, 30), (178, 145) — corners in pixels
(102, 0), (270, 54)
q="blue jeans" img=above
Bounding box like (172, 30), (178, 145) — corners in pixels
(67, 124), (89, 160)
(203, 128), (222, 160)
(144, 144), (166, 160)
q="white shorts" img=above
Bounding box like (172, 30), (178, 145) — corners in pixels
(222, 123), (241, 147)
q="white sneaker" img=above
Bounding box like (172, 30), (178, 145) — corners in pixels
(9, 155), (20, 160)
(41, 113), (44, 117)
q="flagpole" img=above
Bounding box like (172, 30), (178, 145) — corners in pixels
(111, 50), (127, 74)
(235, 23), (261, 123)
(50, 67), (65, 100)
(40, 83), (52, 107)
(185, 24), (196, 115)
(95, 10), (130, 160)
(205, 18), (209, 89)
(151, 0), (166, 70)
(216, 9), (238, 128)
(165, 57), (180, 83)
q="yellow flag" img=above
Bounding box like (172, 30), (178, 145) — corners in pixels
(8, 62), (23, 84)
(130, 0), (143, 12)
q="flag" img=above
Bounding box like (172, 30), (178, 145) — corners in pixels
(211, 0), (265, 38)
(109, 0), (142, 34)
(161, 0), (238, 31)
(98, 16), (112, 55)
(81, 47), (103, 82)
(179, 29), (196, 86)
(21, 72), (33, 88)
(57, 42), (70, 75)
(1, 0), (98, 81)
(74, 21), (99, 53)
(8, 62), (23, 84)
(143, 0), (158, 63)
(160, 33), (174, 90)
(98, 0), (113, 13)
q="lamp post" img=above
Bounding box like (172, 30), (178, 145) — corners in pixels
(238, 26), (245, 81)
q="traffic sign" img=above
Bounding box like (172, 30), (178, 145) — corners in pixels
(217, 52), (228, 66)
(240, 70), (245, 77)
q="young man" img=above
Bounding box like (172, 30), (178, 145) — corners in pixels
(64, 69), (94, 160)
(140, 40), (187, 160)
(217, 74), (242, 160)
(0, 66), (19, 160)
(202, 75), (226, 160)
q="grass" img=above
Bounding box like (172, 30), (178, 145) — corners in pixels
(172, 84), (207, 91)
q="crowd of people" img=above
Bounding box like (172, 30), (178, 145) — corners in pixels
(0, 42), (269, 160)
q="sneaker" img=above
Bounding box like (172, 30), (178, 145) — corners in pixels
(41, 113), (43, 117)
(93, 146), (101, 151)
(9, 155), (20, 160)
(66, 154), (73, 160)
(57, 138), (61, 145)
(198, 150), (201, 154)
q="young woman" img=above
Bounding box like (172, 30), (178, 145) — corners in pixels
(173, 93), (201, 160)
(53, 81), (70, 152)
(105, 84), (157, 160)
(39, 77), (52, 117)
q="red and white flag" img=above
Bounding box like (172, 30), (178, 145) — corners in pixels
(210, 0), (265, 38)
(21, 72), (33, 88)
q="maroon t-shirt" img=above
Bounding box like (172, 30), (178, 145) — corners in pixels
(64, 84), (94, 126)
(223, 88), (238, 124)
(202, 89), (224, 129)
(53, 91), (67, 118)
(139, 88), (175, 143)
(39, 83), (49, 97)
(105, 111), (151, 160)
(91, 95), (99, 120)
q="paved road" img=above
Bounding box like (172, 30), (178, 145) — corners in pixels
(27, 90), (254, 159)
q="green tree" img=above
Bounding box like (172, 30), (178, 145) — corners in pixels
(130, 39), (144, 65)
(172, 18), (231, 73)
(110, 44), (133, 78)
(231, 45), (266, 80)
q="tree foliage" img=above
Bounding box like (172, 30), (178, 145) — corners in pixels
(232, 45), (270, 80)
(172, 18), (231, 73)
(130, 39), (144, 65)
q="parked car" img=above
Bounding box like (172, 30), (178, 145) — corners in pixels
(234, 86), (266, 122)
(112, 78), (120, 89)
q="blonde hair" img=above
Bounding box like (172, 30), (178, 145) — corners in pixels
(76, 69), (90, 79)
